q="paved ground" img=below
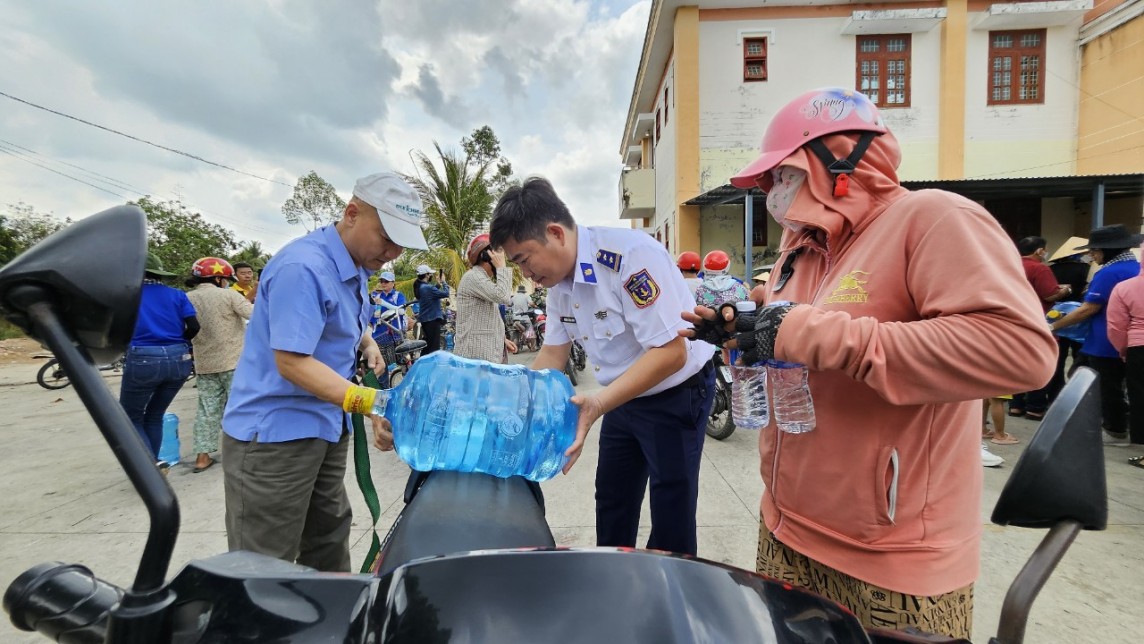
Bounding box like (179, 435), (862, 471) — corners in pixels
(0, 355), (1140, 643)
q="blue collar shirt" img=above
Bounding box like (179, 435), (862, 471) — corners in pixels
(224, 225), (371, 443)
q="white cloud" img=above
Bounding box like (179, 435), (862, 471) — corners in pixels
(0, 0), (650, 258)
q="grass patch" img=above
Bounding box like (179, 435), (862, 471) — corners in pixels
(0, 319), (27, 340)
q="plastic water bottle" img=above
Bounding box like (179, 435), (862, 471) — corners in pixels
(369, 352), (577, 481)
(767, 360), (816, 434)
(729, 302), (769, 429)
(158, 413), (180, 465)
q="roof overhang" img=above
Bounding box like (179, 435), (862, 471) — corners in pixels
(685, 173), (1144, 206)
(972, 0), (1093, 30)
(841, 8), (947, 35)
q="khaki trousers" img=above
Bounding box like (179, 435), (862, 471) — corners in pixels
(222, 431), (352, 572)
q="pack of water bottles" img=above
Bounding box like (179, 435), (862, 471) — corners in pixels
(370, 352), (577, 481)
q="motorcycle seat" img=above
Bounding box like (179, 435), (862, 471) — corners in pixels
(394, 340), (427, 355)
(376, 471), (555, 577)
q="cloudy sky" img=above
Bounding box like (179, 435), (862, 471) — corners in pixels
(0, 0), (650, 252)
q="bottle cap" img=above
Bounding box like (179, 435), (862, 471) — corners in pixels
(735, 301), (757, 313)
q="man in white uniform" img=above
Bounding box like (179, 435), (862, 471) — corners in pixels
(489, 177), (716, 556)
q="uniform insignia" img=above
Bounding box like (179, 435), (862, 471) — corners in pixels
(560, 316), (577, 323)
(823, 270), (870, 304)
(580, 263), (597, 284)
(594, 310), (608, 320)
(596, 249), (623, 273)
(624, 269), (660, 308)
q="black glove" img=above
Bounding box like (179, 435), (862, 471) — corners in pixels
(688, 303), (744, 346)
(734, 302), (797, 366)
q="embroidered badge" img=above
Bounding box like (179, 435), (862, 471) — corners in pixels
(596, 249), (623, 273)
(580, 263), (597, 284)
(560, 316), (577, 323)
(624, 269), (660, 308)
(594, 310), (608, 320)
(823, 270), (870, 304)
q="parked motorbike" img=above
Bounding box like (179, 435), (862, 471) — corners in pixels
(706, 349), (735, 440)
(35, 355), (124, 390)
(0, 205), (1110, 643)
(509, 310), (537, 352)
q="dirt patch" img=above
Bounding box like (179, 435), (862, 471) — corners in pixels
(0, 337), (48, 365)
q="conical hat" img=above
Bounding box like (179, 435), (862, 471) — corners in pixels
(1048, 236), (1089, 262)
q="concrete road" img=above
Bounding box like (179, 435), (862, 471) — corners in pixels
(0, 357), (1139, 643)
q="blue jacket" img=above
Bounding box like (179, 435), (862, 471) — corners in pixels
(416, 280), (450, 322)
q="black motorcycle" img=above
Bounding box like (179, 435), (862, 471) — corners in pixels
(1, 205), (1109, 643)
(706, 349), (735, 439)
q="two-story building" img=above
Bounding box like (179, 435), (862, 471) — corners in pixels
(619, 0), (1144, 278)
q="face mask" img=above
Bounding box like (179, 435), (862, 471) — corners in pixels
(766, 166), (808, 230)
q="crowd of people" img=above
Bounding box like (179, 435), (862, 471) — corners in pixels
(111, 86), (1141, 641)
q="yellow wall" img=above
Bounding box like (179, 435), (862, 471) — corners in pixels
(965, 141), (1077, 177)
(938, 0), (968, 179)
(1077, 15), (1144, 174)
(674, 6), (701, 254)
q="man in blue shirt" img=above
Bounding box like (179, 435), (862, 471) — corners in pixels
(222, 172), (428, 572)
(1051, 224), (1143, 444)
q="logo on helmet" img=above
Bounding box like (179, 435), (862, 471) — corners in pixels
(801, 89), (878, 125)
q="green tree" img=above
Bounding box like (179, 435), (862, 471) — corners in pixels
(282, 170), (346, 231)
(0, 202), (71, 265)
(230, 240), (272, 268)
(132, 196), (238, 276)
(404, 127), (516, 287)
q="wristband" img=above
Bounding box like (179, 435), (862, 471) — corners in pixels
(343, 385), (377, 415)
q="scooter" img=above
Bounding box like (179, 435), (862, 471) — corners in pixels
(1, 205), (1110, 643)
(706, 349), (736, 440)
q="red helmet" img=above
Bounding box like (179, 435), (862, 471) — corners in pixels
(676, 251), (701, 271)
(191, 257), (234, 278)
(730, 88), (887, 191)
(466, 233), (492, 267)
(703, 250), (730, 273)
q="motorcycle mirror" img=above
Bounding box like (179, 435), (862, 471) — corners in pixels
(0, 205), (146, 365)
(991, 366), (1107, 530)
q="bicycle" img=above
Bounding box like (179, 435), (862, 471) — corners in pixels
(35, 356), (124, 390)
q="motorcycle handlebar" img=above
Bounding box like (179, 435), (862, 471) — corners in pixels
(4, 562), (122, 644)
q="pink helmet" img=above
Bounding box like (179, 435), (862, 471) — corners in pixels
(730, 88), (887, 191)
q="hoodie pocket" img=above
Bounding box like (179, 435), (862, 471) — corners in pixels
(876, 446), (900, 525)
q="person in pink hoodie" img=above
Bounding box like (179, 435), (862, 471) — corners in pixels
(1104, 242), (1144, 457)
(683, 88), (1055, 639)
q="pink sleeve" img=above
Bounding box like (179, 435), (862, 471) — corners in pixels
(1106, 286), (1128, 355)
(775, 202), (1056, 406)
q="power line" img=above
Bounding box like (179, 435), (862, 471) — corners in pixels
(0, 89), (295, 188)
(0, 145), (125, 198)
(0, 138), (277, 236)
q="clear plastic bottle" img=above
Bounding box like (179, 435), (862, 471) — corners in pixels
(729, 301), (770, 429)
(369, 352), (577, 481)
(767, 359), (816, 434)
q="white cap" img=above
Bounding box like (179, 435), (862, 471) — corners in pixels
(735, 301), (757, 313)
(352, 172), (429, 250)
(416, 264), (433, 276)
(378, 271), (395, 281)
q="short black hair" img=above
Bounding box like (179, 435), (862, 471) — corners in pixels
(233, 262), (254, 271)
(1016, 236), (1047, 256)
(489, 177), (576, 248)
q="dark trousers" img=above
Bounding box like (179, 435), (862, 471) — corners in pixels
(1086, 354), (1128, 435)
(222, 431), (353, 572)
(595, 363), (714, 556)
(118, 343), (192, 459)
(1047, 338), (1084, 404)
(421, 318), (445, 355)
(1126, 347), (1144, 444)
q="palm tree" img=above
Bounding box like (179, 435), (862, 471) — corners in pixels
(230, 240), (272, 268)
(402, 142), (498, 288)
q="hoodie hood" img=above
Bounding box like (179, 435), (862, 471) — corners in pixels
(775, 131), (910, 253)
(702, 274), (741, 292)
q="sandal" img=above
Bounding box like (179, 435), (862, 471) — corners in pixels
(1130, 456), (1144, 469)
(1024, 411), (1045, 421)
(982, 431), (996, 439)
(193, 457), (216, 473)
(1008, 407), (1025, 417)
(991, 435), (1020, 445)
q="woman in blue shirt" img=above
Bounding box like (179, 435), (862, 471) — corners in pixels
(414, 263), (450, 354)
(370, 270), (407, 347)
(120, 253), (199, 472)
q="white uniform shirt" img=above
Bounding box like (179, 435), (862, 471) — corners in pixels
(545, 226), (715, 396)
